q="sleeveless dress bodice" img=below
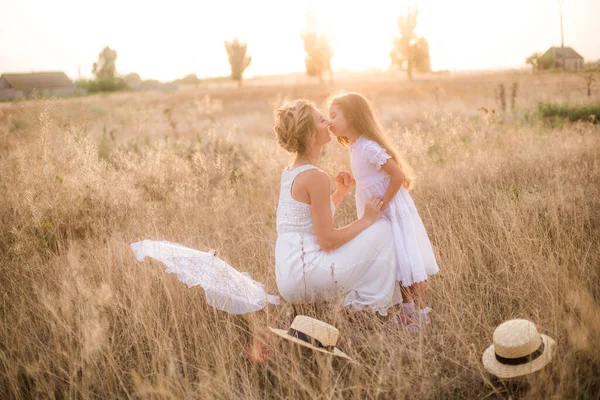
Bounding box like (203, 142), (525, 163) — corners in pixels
(276, 164), (334, 235)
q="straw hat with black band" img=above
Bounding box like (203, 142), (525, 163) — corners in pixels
(482, 319), (556, 379)
(269, 315), (351, 360)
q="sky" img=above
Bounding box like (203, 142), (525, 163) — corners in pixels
(1, 0), (598, 82)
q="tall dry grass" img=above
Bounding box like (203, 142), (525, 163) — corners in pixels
(1, 72), (599, 399)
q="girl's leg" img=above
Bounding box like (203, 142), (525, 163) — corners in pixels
(410, 281), (427, 309)
(410, 281), (431, 327)
(392, 284), (416, 327)
(398, 284), (415, 316)
(392, 281), (430, 330)
(400, 284), (413, 304)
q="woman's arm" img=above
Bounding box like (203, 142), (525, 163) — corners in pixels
(380, 159), (406, 210)
(308, 170), (380, 252)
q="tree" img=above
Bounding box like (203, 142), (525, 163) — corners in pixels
(140, 79), (162, 89)
(171, 74), (202, 87)
(225, 39), (252, 87)
(180, 74), (201, 85)
(78, 46), (126, 93)
(301, 13), (334, 84)
(123, 73), (142, 88)
(390, 6), (431, 80)
(413, 37), (431, 74)
(537, 53), (556, 70)
(526, 53), (540, 72)
(92, 46), (118, 79)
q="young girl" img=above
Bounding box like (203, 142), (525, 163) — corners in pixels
(328, 92), (439, 327)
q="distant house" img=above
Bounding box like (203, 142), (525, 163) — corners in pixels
(0, 71), (75, 101)
(538, 47), (584, 70)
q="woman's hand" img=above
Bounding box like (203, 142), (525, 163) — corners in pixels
(362, 196), (383, 224)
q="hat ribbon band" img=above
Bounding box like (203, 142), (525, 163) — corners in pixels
(288, 328), (335, 352)
(495, 341), (545, 366)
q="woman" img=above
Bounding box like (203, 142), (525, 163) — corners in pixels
(273, 99), (402, 315)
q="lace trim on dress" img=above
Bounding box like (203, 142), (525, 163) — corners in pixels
(362, 142), (392, 170)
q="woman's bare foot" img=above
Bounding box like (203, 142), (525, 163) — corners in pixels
(244, 335), (270, 364)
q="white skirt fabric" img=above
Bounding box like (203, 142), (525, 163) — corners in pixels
(355, 182), (439, 287)
(275, 218), (403, 316)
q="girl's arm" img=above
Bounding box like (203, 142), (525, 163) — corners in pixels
(380, 159), (406, 210)
(330, 171), (354, 208)
(308, 170), (380, 252)
(330, 188), (348, 209)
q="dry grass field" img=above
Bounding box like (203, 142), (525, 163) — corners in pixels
(1, 71), (599, 399)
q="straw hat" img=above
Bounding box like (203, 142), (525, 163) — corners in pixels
(269, 315), (351, 360)
(482, 319), (556, 379)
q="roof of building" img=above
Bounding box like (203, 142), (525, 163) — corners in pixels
(540, 46), (584, 60)
(0, 71), (74, 90)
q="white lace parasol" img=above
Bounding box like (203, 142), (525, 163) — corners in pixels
(130, 240), (280, 314)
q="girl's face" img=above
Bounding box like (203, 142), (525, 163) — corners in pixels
(312, 107), (332, 147)
(328, 103), (351, 138)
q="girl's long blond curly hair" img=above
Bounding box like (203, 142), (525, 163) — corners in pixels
(329, 92), (414, 189)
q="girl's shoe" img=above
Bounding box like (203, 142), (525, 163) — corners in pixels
(395, 306), (432, 333)
(413, 306), (432, 325)
(398, 302), (416, 315)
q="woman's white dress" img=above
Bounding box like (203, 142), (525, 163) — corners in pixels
(275, 164), (402, 316)
(349, 136), (439, 287)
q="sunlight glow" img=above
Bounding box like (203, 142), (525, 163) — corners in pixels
(0, 0), (598, 81)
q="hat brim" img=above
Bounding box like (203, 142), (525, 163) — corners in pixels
(269, 328), (351, 360)
(482, 334), (556, 379)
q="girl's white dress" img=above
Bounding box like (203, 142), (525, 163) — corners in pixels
(275, 164), (403, 315)
(350, 136), (439, 287)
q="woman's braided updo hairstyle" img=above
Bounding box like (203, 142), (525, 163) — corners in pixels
(273, 99), (316, 156)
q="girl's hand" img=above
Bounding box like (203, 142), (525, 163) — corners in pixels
(335, 171), (356, 190)
(331, 171), (354, 208)
(362, 196), (383, 224)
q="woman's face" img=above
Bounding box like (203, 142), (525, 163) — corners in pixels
(328, 103), (351, 138)
(311, 107), (332, 147)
